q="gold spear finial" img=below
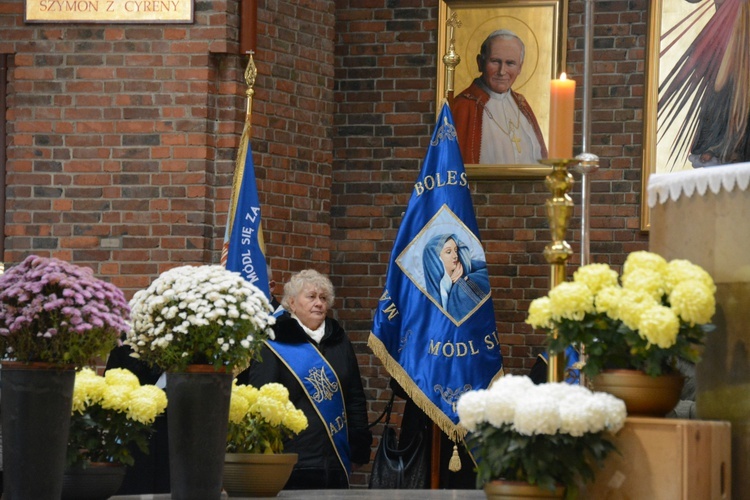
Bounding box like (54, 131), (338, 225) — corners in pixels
(443, 12), (462, 100)
(243, 51), (257, 123)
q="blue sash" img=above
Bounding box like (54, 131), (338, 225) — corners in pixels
(264, 339), (351, 478)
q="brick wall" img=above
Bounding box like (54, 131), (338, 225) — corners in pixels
(0, 0), (337, 296)
(2, 0), (241, 293)
(1, 0), (650, 488)
(252, 1), (337, 281)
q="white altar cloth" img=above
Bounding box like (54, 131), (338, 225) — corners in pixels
(647, 161), (750, 208)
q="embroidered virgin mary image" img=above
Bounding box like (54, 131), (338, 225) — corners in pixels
(396, 206), (491, 325)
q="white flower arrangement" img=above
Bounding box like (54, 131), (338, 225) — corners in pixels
(458, 375), (626, 494)
(126, 265), (275, 372)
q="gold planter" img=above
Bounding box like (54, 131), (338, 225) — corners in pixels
(592, 369), (684, 417)
(222, 453), (297, 498)
(484, 480), (565, 499)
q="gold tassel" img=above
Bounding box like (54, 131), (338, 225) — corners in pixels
(448, 444), (461, 472)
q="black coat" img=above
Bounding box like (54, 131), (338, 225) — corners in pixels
(236, 315), (372, 488)
(105, 346), (170, 495)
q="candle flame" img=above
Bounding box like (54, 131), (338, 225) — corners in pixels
(560, 72), (567, 80)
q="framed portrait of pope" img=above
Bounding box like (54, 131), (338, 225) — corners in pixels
(437, 0), (569, 179)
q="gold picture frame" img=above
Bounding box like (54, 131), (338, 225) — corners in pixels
(437, 0), (568, 179)
(641, 0), (746, 230)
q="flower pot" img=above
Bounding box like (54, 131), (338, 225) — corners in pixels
(166, 366), (233, 500)
(484, 480), (565, 499)
(61, 462), (126, 500)
(592, 369), (684, 417)
(1, 361), (76, 500)
(222, 452), (298, 497)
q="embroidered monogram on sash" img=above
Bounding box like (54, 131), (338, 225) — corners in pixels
(305, 366), (339, 402)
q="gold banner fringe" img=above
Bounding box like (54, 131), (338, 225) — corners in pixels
(369, 332), (470, 443)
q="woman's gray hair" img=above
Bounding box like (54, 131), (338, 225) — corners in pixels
(281, 269), (335, 309)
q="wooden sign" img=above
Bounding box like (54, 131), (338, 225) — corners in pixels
(25, 0), (193, 23)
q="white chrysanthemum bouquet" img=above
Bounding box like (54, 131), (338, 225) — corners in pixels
(526, 251), (716, 378)
(226, 381), (308, 454)
(67, 367), (167, 468)
(457, 375), (626, 494)
(126, 265), (275, 372)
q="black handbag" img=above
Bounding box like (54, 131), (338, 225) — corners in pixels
(368, 392), (430, 489)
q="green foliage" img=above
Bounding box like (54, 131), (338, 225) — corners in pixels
(67, 403), (152, 467)
(226, 415), (294, 455)
(548, 311), (714, 378)
(133, 316), (264, 373)
(7, 328), (118, 368)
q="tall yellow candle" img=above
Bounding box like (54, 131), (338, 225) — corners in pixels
(548, 73), (576, 159)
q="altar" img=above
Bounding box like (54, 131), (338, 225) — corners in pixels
(647, 161), (750, 498)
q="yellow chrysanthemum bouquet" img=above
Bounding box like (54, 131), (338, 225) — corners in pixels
(527, 251), (716, 378)
(67, 367), (167, 468)
(226, 381), (308, 454)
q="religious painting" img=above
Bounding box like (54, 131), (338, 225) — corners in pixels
(395, 206), (491, 327)
(641, 0), (750, 229)
(437, 0), (568, 179)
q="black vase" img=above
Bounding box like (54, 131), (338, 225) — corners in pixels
(1, 361), (76, 500)
(166, 366), (233, 500)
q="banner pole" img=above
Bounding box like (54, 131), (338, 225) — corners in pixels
(430, 423), (441, 488)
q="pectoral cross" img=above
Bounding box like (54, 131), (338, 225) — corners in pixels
(510, 133), (522, 154)
(509, 122), (522, 154)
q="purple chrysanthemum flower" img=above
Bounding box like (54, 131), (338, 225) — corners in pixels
(0, 255), (131, 366)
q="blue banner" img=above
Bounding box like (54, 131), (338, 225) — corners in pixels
(369, 103), (504, 441)
(221, 133), (270, 299)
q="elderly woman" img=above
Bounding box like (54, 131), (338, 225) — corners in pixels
(237, 269), (372, 489)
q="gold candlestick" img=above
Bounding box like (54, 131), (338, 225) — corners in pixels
(540, 158), (578, 383)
